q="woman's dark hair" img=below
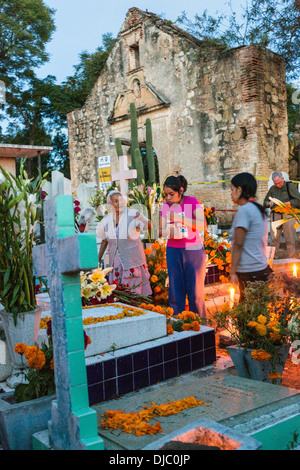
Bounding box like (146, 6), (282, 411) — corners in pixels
(163, 175), (188, 194)
(231, 172), (267, 218)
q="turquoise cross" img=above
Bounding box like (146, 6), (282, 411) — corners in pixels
(32, 195), (104, 450)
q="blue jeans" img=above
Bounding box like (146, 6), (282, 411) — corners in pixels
(166, 245), (207, 317)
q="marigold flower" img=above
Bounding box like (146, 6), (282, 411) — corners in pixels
(144, 248), (152, 256)
(27, 348), (46, 370)
(255, 324), (267, 336)
(14, 343), (27, 355)
(191, 321), (200, 331)
(257, 315), (267, 325)
(268, 372), (281, 380)
(251, 349), (271, 361)
(150, 275), (158, 283)
(166, 324), (174, 335)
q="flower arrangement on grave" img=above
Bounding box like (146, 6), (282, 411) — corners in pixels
(80, 267), (117, 305)
(0, 160), (47, 322)
(171, 311), (203, 332)
(204, 206), (218, 225)
(144, 239), (169, 305)
(212, 276), (300, 382)
(80, 267), (152, 307)
(203, 231), (232, 283)
(14, 320), (91, 403)
(138, 303), (203, 333)
(128, 182), (164, 242)
(13, 320), (55, 403)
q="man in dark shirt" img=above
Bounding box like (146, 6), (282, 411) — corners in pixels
(264, 171), (300, 258)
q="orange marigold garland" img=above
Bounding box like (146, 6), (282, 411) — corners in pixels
(101, 396), (210, 436)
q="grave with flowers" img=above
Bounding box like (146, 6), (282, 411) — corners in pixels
(30, 194), (216, 420)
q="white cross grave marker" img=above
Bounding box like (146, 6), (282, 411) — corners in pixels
(111, 155), (137, 196)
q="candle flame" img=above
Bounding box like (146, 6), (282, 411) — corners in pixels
(293, 264), (297, 277)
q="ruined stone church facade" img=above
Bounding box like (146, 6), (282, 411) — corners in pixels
(67, 7), (289, 213)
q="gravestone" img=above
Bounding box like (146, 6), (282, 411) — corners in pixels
(94, 371), (300, 450)
(111, 154), (137, 197)
(43, 170), (72, 199)
(76, 182), (97, 211)
(32, 195), (104, 450)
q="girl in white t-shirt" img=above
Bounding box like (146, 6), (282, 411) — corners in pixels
(230, 172), (272, 302)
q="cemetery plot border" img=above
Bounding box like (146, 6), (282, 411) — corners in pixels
(86, 327), (216, 405)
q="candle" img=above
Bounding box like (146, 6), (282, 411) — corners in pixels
(293, 264), (297, 277)
(229, 287), (235, 309)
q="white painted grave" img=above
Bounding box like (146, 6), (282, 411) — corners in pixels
(37, 303), (167, 357)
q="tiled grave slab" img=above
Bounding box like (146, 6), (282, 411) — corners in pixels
(86, 326), (216, 405)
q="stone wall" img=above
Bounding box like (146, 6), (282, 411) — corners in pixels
(67, 8), (289, 221)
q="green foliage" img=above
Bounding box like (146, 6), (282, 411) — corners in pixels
(212, 275), (300, 357)
(57, 33), (116, 114)
(134, 148), (145, 185)
(0, 0), (55, 83)
(145, 119), (156, 186)
(130, 102), (139, 170)
(115, 137), (123, 158)
(14, 339), (55, 403)
(176, 0), (300, 79)
(0, 159), (47, 323)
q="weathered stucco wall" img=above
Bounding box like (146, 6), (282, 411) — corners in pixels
(67, 8), (289, 219)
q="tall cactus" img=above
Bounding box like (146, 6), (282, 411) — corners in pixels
(115, 137), (123, 157)
(145, 118), (156, 186)
(114, 103), (157, 185)
(130, 102), (139, 170)
(134, 148), (145, 185)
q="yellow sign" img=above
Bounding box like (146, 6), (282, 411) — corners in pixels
(99, 167), (111, 182)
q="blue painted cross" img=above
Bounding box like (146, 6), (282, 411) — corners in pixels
(32, 195), (104, 450)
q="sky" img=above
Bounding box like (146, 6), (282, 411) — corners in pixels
(37, 0), (245, 83)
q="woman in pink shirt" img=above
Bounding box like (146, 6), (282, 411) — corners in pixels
(159, 175), (207, 318)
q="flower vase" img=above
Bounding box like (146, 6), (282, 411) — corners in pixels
(0, 307), (42, 389)
(227, 344), (290, 385)
(207, 224), (218, 236)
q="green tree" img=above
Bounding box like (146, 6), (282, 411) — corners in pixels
(57, 33), (116, 113)
(0, 0), (55, 84)
(177, 0), (300, 79)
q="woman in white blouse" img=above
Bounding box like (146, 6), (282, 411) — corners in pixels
(97, 190), (152, 296)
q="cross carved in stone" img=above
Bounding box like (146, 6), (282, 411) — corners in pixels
(32, 195), (104, 450)
(111, 154), (137, 196)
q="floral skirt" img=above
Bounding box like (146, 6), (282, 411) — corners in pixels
(109, 252), (152, 296)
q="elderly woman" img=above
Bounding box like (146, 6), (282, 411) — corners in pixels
(96, 190), (152, 296)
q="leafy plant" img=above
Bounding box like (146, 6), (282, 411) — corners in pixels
(0, 160), (47, 323)
(144, 239), (168, 305)
(212, 276), (300, 381)
(203, 230), (231, 282)
(128, 183), (164, 242)
(204, 206), (218, 225)
(13, 324), (55, 403)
